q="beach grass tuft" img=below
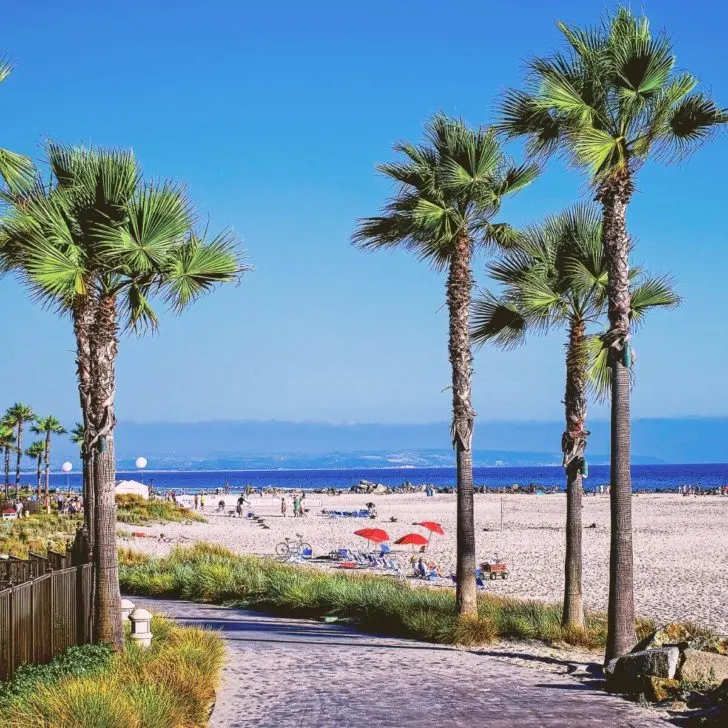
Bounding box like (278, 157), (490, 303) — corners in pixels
(1, 615), (224, 728)
(120, 542), (666, 651)
(115, 494), (206, 526)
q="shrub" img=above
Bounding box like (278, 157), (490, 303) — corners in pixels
(1, 616), (223, 728)
(115, 494), (205, 526)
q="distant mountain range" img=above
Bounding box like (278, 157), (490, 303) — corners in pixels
(48, 417), (728, 469)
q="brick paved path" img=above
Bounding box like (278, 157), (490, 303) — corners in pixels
(133, 598), (672, 728)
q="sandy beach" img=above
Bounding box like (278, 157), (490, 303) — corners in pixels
(123, 491), (728, 634)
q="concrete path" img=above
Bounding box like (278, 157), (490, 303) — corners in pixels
(132, 597), (672, 728)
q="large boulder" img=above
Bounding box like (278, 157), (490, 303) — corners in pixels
(633, 622), (694, 652)
(680, 649), (728, 686)
(610, 647), (680, 690)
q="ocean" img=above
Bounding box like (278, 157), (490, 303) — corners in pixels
(45, 462), (728, 493)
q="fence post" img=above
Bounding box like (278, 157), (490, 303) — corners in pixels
(8, 585), (14, 680)
(30, 579), (35, 661)
(49, 572), (55, 657)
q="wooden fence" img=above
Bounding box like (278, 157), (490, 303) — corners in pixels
(0, 530), (93, 681)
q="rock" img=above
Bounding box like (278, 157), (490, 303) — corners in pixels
(610, 647), (680, 691)
(679, 649), (728, 686)
(372, 484), (388, 494)
(641, 676), (680, 702)
(692, 635), (728, 656)
(633, 622), (694, 652)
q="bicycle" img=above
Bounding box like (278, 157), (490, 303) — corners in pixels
(275, 533), (313, 562)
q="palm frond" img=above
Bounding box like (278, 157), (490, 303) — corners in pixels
(471, 291), (527, 351)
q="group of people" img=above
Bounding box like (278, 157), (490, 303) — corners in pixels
(281, 494), (306, 518)
(192, 493), (206, 510)
(411, 555), (441, 579)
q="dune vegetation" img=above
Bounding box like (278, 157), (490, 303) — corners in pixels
(115, 494), (206, 526)
(1, 616), (224, 728)
(120, 542), (659, 650)
(0, 514), (81, 558)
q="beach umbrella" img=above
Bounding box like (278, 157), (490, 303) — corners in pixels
(395, 532), (429, 551)
(416, 521), (445, 536)
(354, 528), (389, 548)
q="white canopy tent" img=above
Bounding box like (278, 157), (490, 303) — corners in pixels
(115, 479), (150, 500)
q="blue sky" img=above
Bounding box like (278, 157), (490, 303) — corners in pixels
(2, 0), (727, 425)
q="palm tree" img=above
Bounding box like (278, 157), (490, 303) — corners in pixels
(353, 114), (537, 615)
(0, 422), (15, 499)
(5, 402), (36, 496)
(32, 416), (67, 497)
(0, 56), (34, 191)
(497, 6), (727, 660)
(472, 204), (678, 631)
(0, 143), (247, 649)
(25, 440), (45, 495)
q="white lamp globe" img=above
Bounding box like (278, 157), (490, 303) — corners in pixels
(61, 462), (73, 473)
(135, 457), (148, 469)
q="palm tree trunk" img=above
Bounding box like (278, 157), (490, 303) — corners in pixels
(73, 294), (96, 549)
(43, 431), (51, 498)
(561, 318), (588, 631)
(4, 446), (10, 498)
(448, 233), (477, 617)
(90, 293), (124, 650)
(598, 172), (637, 662)
(14, 422), (23, 497)
(36, 455), (42, 494)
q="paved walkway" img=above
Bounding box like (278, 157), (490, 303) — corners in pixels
(132, 597), (672, 728)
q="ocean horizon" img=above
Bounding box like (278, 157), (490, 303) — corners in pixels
(38, 462), (728, 493)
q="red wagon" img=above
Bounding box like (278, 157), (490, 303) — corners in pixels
(480, 558), (509, 580)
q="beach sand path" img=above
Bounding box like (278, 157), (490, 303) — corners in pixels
(132, 597), (672, 728)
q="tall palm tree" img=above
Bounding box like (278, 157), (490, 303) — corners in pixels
(32, 416), (67, 497)
(497, 6), (727, 660)
(25, 440), (45, 495)
(0, 422), (15, 499)
(0, 56), (34, 191)
(353, 114), (537, 615)
(5, 402), (36, 495)
(0, 143), (247, 650)
(472, 204), (678, 631)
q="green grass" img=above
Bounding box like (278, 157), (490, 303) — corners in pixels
(115, 494), (206, 526)
(119, 542), (659, 650)
(2, 616), (224, 728)
(0, 513), (82, 558)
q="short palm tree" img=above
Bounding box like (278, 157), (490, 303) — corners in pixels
(0, 57), (34, 191)
(497, 6), (727, 660)
(0, 422), (15, 498)
(25, 440), (45, 495)
(353, 114), (537, 615)
(32, 416), (67, 497)
(5, 402), (37, 495)
(0, 143), (248, 649)
(472, 204), (678, 631)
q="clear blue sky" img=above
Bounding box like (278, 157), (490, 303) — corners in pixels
(2, 0), (727, 425)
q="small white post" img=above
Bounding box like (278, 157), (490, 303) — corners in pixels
(120, 598), (135, 621)
(129, 607), (153, 648)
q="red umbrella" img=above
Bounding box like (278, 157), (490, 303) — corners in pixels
(417, 521), (445, 536)
(395, 532), (429, 551)
(354, 528), (390, 546)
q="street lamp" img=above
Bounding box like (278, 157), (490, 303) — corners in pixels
(62, 462), (73, 492)
(135, 457), (148, 484)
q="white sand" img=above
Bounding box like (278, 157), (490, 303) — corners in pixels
(123, 492), (728, 634)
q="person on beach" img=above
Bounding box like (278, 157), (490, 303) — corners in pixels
(236, 495), (245, 518)
(293, 496), (300, 518)
(281, 497), (287, 517)
(200, 494), (205, 510)
(194, 494), (199, 510)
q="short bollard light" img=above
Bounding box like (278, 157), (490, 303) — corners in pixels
(129, 607), (153, 648)
(120, 598), (135, 621)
